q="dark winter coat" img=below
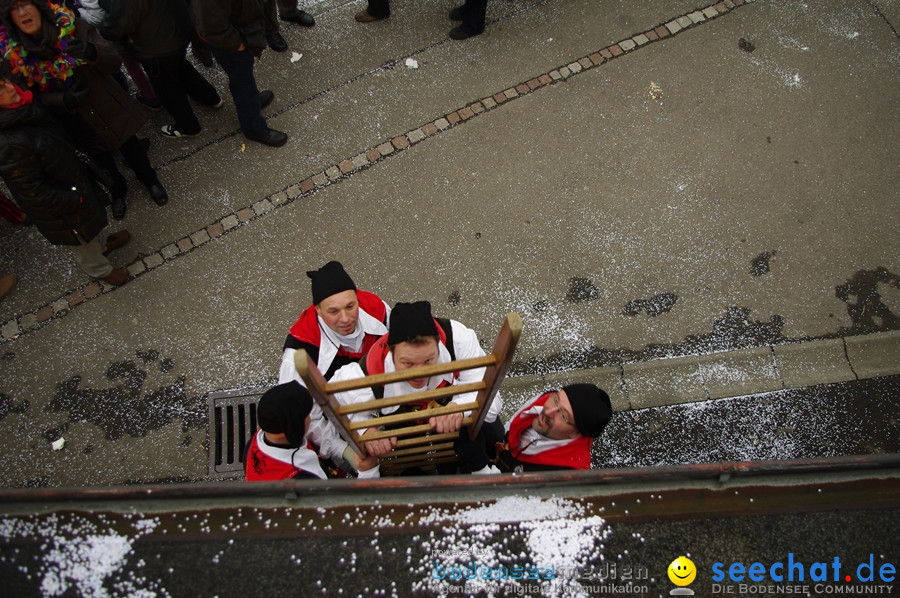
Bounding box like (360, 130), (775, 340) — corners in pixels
(190, 0), (266, 57)
(0, 101), (108, 246)
(98, 0), (194, 61)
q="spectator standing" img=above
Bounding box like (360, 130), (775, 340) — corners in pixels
(191, 0), (288, 147)
(99, 0), (225, 139)
(76, 0), (161, 110)
(0, 0), (169, 219)
(0, 72), (131, 285)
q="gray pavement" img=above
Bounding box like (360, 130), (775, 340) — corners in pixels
(0, 0), (898, 488)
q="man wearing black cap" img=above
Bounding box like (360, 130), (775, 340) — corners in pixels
(329, 300), (504, 474)
(497, 384), (612, 471)
(278, 261), (390, 384)
(245, 381), (379, 480)
(276, 261), (390, 474)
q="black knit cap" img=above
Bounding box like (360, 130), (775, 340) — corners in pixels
(307, 261), (356, 305)
(563, 383), (612, 438)
(256, 381), (314, 447)
(387, 301), (438, 346)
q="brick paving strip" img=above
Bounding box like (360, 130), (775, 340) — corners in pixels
(0, 0), (752, 343)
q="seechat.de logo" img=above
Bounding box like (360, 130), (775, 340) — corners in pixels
(668, 556), (697, 596)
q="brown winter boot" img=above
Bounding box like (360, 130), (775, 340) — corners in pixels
(0, 274), (16, 301)
(101, 268), (129, 286)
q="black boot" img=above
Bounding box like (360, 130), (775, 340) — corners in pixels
(111, 194), (127, 220)
(147, 181), (168, 206)
(110, 180), (127, 220)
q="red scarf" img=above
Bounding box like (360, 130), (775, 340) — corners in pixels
(1, 83), (33, 109)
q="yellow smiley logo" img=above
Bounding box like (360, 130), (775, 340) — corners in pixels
(667, 556), (697, 586)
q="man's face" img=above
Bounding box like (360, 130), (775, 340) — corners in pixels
(10, 1), (41, 37)
(532, 389), (580, 440)
(315, 289), (359, 336)
(391, 339), (439, 389)
(0, 80), (21, 107)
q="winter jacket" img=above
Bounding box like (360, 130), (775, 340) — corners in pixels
(190, 0), (266, 57)
(99, 0), (194, 61)
(0, 100), (108, 246)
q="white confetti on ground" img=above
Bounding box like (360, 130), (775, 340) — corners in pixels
(41, 533), (133, 598)
(0, 514), (169, 598)
(421, 495), (586, 526)
(381, 496), (619, 597)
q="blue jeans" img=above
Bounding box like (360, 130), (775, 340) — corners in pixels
(210, 48), (266, 136)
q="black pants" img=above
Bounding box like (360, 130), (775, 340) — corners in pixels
(456, 0), (488, 34)
(142, 51), (221, 136)
(94, 136), (158, 194)
(452, 418), (505, 473)
(210, 48), (267, 136)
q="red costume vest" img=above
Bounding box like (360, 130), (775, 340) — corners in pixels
(244, 436), (317, 481)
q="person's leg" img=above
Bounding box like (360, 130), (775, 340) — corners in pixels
(277, 0), (297, 17)
(356, 0), (389, 21)
(211, 48), (266, 136)
(278, 0), (315, 25)
(119, 136), (159, 189)
(144, 55), (204, 136)
(461, 0), (487, 33)
(120, 51), (158, 103)
(261, 0), (289, 51)
(92, 152), (128, 220)
(177, 54), (221, 107)
(190, 33), (214, 67)
(119, 136), (168, 205)
(261, 0), (278, 35)
(71, 235), (114, 279)
(451, 0), (487, 38)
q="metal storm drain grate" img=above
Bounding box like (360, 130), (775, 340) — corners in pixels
(207, 389), (262, 480)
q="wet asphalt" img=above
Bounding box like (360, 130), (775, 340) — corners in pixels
(0, 0), (898, 489)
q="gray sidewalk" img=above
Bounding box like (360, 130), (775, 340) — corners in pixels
(503, 329), (900, 412)
(0, 0), (898, 488)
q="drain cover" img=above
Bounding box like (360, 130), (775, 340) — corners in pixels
(207, 389), (261, 480)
